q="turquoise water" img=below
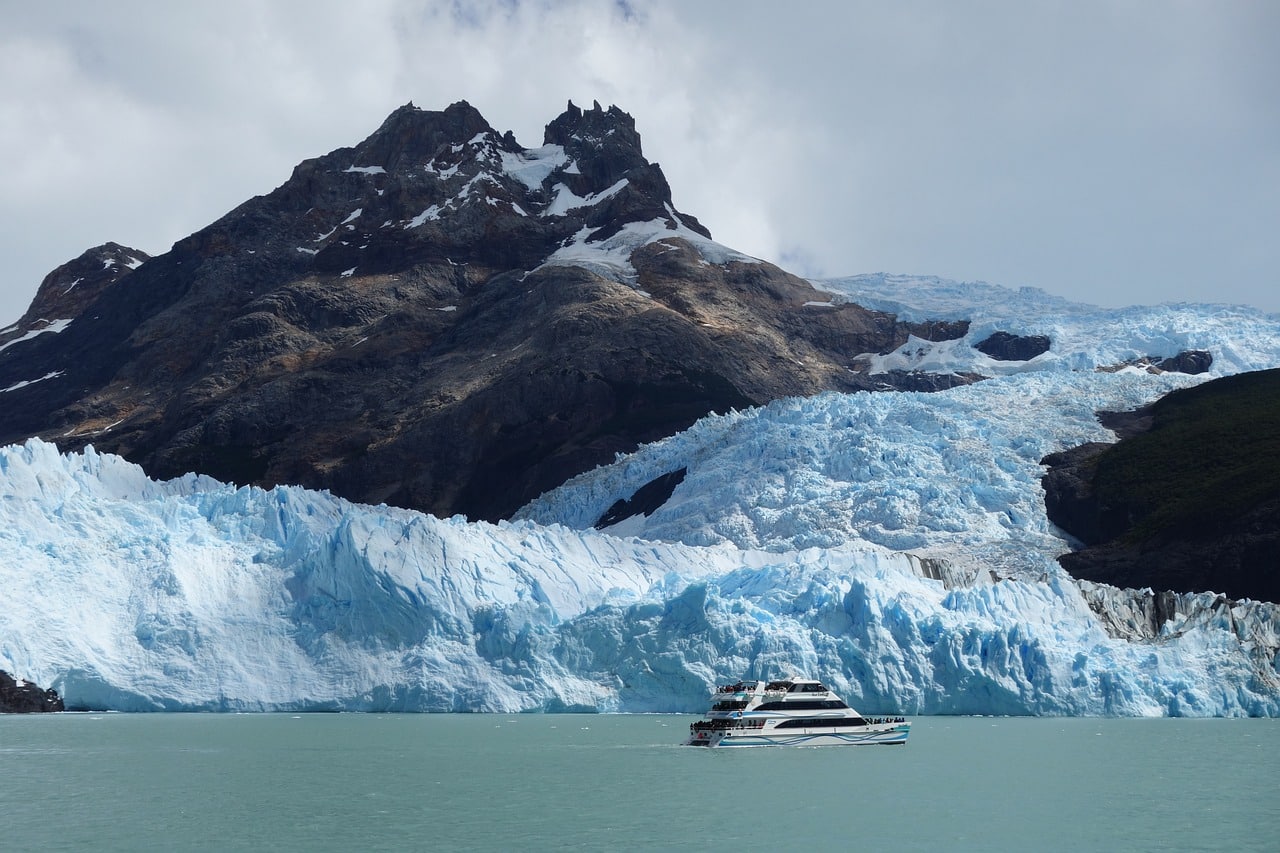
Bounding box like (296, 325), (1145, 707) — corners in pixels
(1, 714), (1276, 852)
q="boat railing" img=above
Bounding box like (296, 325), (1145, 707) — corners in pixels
(713, 681), (759, 695)
(711, 700), (749, 712)
(690, 718), (765, 732)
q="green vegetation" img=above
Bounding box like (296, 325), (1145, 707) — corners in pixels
(1093, 368), (1280, 541)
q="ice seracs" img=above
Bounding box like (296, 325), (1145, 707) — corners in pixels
(1, 432), (1278, 716)
(818, 273), (1280, 378)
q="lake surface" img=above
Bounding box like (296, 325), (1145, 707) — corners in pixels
(1, 714), (1276, 852)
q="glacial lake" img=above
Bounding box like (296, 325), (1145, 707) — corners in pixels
(1, 713), (1276, 852)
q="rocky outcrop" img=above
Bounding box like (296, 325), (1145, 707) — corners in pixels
(975, 331), (1051, 361)
(0, 670), (63, 713)
(0, 101), (953, 522)
(868, 370), (986, 393)
(903, 319), (971, 343)
(1043, 368), (1280, 603)
(1097, 350), (1215, 375)
(1158, 350), (1213, 375)
(1040, 441), (1114, 545)
(596, 468), (687, 528)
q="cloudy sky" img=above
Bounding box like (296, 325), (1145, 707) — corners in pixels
(3, 1), (1277, 325)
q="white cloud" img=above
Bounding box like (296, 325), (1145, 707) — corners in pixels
(2, 0), (1277, 327)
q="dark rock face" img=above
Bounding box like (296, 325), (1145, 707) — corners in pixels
(1096, 405), (1155, 440)
(0, 671), (64, 713)
(1058, 520), (1280, 605)
(1042, 368), (1280, 603)
(0, 101), (954, 522)
(542, 100), (712, 243)
(596, 468), (687, 528)
(1040, 442), (1114, 545)
(1097, 350), (1215, 375)
(905, 319), (970, 343)
(975, 331), (1051, 361)
(868, 370), (986, 393)
(1158, 350), (1213, 375)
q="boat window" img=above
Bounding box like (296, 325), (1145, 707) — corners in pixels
(773, 717), (868, 729)
(753, 700), (848, 711)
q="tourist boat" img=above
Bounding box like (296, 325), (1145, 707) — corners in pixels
(685, 677), (910, 747)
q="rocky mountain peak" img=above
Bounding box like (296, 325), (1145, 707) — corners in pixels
(544, 100), (643, 157)
(342, 100), (497, 176)
(2, 242), (147, 341)
(539, 100), (708, 240)
(0, 99), (958, 521)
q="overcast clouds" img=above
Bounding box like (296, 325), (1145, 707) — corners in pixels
(2, 0), (1277, 325)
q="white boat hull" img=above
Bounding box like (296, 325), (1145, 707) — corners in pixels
(686, 722), (910, 748)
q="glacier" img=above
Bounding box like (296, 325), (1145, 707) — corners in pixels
(3, 280), (1280, 716)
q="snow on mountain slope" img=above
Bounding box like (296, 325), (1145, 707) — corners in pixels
(536, 216), (759, 285)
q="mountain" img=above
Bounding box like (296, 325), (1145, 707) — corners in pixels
(3, 103), (1280, 716)
(0, 100), (971, 522)
(1043, 368), (1280, 602)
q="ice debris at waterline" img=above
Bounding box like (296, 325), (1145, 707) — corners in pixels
(1, 435), (1277, 716)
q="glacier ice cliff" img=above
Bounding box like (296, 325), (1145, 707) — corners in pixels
(3, 284), (1280, 716)
(2, 431), (1277, 716)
